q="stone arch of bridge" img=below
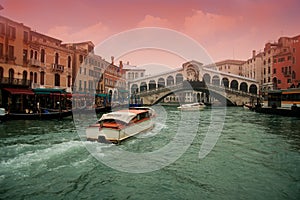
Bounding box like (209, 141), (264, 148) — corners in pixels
(151, 88), (235, 106)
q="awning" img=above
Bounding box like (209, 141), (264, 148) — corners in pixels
(3, 88), (34, 95)
(95, 93), (107, 97)
(119, 89), (129, 93)
(33, 88), (66, 94)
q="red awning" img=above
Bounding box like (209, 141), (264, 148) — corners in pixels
(3, 88), (34, 95)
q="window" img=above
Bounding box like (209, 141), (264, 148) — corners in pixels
(141, 72), (144, 77)
(84, 68), (86, 75)
(41, 49), (45, 63)
(40, 71), (45, 85)
(30, 50), (33, 59)
(0, 43), (3, 57)
(68, 56), (71, 68)
(55, 53), (59, 64)
(8, 26), (16, 39)
(34, 51), (38, 60)
(292, 71), (296, 79)
(268, 67), (270, 74)
(288, 56), (292, 60)
(273, 59), (277, 63)
(79, 67), (82, 74)
(8, 45), (14, 59)
(79, 55), (83, 63)
(54, 74), (60, 86)
(278, 80), (281, 84)
(34, 72), (37, 83)
(23, 49), (28, 61)
(30, 72), (33, 82)
(24, 31), (29, 42)
(67, 75), (71, 87)
(79, 80), (82, 91)
(0, 23), (4, 35)
(268, 58), (271, 63)
(287, 79), (291, 83)
(273, 68), (276, 74)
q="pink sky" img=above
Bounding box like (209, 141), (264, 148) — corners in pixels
(1, 0), (300, 69)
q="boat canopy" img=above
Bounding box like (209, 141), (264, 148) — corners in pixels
(98, 111), (137, 124)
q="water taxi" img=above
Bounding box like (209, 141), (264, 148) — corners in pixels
(177, 102), (206, 111)
(86, 107), (155, 143)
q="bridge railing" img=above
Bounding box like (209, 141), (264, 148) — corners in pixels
(134, 81), (259, 98)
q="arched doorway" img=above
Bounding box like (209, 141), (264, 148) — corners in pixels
(240, 82), (248, 92)
(131, 84), (138, 93)
(249, 84), (257, 94)
(140, 82), (147, 92)
(176, 73), (183, 84)
(158, 78), (165, 88)
(212, 75), (220, 86)
(221, 78), (229, 88)
(203, 73), (211, 84)
(148, 80), (156, 90)
(167, 76), (174, 86)
(230, 80), (238, 90)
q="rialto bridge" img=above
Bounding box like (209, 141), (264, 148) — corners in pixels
(128, 61), (259, 106)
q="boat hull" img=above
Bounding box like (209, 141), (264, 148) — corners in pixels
(6, 110), (73, 120)
(86, 119), (154, 143)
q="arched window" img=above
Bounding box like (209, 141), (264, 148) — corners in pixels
(54, 73), (60, 86)
(8, 68), (14, 83)
(34, 72), (37, 83)
(30, 50), (33, 59)
(40, 71), (45, 85)
(55, 53), (59, 64)
(22, 71), (27, 85)
(0, 67), (3, 80)
(67, 75), (71, 87)
(68, 56), (71, 68)
(34, 51), (38, 60)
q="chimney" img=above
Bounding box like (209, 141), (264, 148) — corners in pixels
(111, 56), (114, 64)
(252, 50), (256, 58)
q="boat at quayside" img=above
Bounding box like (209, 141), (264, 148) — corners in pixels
(86, 107), (156, 143)
(177, 102), (206, 111)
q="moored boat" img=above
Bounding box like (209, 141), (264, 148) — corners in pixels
(6, 109), (73, 120)
(177, 102), (206, 111)
(86, 107), (156, 143)
(0, 108), (7, 122)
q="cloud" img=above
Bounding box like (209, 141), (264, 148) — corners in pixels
(137, 15), (172, 28)
(182, 10), (238, 40)
(47, 22), (111, 45)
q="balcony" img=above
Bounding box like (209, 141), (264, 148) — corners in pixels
(0, 55), (16, 64)
(0, 77), (31, 87)
(29, 59), (42, 67)
(52, 63), (64, 73)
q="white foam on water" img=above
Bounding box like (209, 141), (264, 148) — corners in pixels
(0, 141), (84, 170)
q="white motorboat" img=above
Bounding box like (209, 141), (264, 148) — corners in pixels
(86, 107), (156, 143)
(177, 102), (206, 111)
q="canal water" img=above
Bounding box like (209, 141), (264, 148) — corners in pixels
(0, 106), (299, 199)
